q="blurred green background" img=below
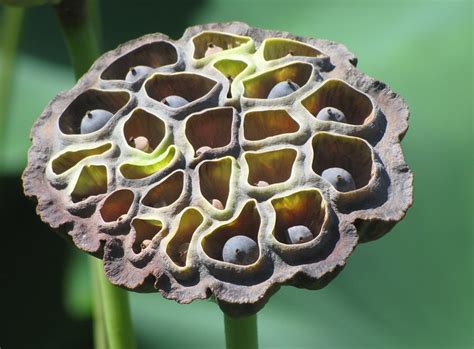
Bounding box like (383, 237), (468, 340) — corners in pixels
(0, 0), (472, 348)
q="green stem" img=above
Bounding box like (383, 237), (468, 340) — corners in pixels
(54, 0), (100, 78)
(224, 313), (259, 349)
(85, 0), (102, 51)
(90, 258), (108, 349)
(0, 6), (25, 169)
(94, 259), (136, 349)
(54, 1), (135, 348)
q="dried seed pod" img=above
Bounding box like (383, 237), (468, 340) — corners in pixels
(23, 22), (412, 317)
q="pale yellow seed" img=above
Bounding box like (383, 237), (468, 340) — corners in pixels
(212, 199), (224, 210)
(141, 239), (152, 249)
(132, 136), (151, 153)
(204, 43), (223, 57)
(196, 146), (212, 156)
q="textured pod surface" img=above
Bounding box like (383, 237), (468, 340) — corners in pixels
(23, 22), (413, 316)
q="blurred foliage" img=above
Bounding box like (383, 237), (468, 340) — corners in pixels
(1, 0), (472, 348)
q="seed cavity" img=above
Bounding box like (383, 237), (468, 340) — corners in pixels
(166, 208), (204, 267)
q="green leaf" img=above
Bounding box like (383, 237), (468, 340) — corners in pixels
(62, 248), (92, 320)
(1, 53), (73, 174)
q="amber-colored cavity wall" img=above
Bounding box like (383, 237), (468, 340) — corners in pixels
(100, 41), (178, 80)
(71, 165), (108, 203)
(142, 171), (184, 208)
(312, 133), (373, 189)
(213, 59), (248, 79)
(272, 190), (326, 244)
(59, 90), (130, 134)
(201, 201), (260, 261)
(145, 73), (217, 103)
(263, 38), (324, 61)
(100, 189), (134, 222)
(192, 32), (250, 59)
(199, 158), (232, 208)
(186, 107), (233, 152)
(246, 149), (296, 185)
(119, 146), (177, 179)
(51, 143), (112, 175)
(166, 209), (204, 266)
(123, 109), (166, 151)
(243, 109), (299, 141)
(243, 62), (313, 99)
(132, 219), (164, 253)
(302, 79), (373, 125)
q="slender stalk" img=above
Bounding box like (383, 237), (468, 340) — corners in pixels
(224, 313), (259, 349)
(0, 6), (25, 169)
(54, 0), (99, 78)
(54, 1), (136, 348)
(91, 258), (108, 349)
(85, 0), (102, 51)
(94, 259), (136, 349)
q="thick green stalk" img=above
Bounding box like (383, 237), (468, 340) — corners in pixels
(224, 313), (259, 349)
(54, 1), (136, 348)
(91, 257), (108, 349)
(94, 259), (136, 349)
(85, 0), (102, 51)
(0, 6), (24, 169)
(54, 0), (99, 78)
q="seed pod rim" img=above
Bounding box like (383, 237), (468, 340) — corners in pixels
(22, 22), (413, 317)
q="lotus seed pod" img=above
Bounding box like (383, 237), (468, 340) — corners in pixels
(267, 80), (300, 99)
(286, 225), (313, 244)
(125, 66), (153, 83)
(80, 109), (113, 134)
(23, 22), (413, 317)
(161, 95), (189, 108)
(222, 235), (259, 265)
(316, 106), (347, 123)
(321, 167), (356, 192)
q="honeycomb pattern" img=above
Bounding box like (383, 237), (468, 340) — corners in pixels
(23, 22), (413, 316)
